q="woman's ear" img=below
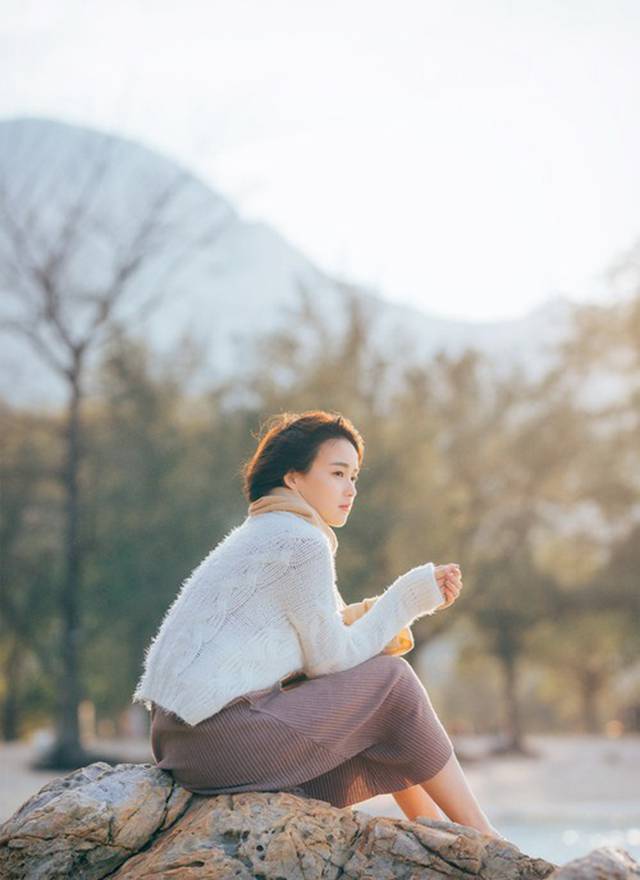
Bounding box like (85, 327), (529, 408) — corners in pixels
(283, 471), (296, 490)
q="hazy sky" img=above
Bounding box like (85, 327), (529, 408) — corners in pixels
(3, 0), (640, 320)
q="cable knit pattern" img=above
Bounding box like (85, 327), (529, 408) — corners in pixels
(132, 511), (444, 726)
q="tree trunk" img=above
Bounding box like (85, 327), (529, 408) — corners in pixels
(578, 668), (602, 733)
(503, 652), (523, 750)
(1, 640), (22, 741)
(491, 650), (536, 756)
(34, 367), (91, 769)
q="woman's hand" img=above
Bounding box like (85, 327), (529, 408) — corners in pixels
(434, 563), (463, 609)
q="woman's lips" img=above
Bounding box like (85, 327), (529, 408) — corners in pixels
(339, 504), (351, 510)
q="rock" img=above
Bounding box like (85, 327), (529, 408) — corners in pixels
(0, 761), (192, 879)
(547, 845), (640, 878)
(0, 761), (637, 879)
(109, 794), (556, 880)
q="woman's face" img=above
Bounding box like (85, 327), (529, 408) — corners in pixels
(283, 437), (359, 527)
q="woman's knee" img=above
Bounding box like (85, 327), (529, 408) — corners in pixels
(365, 652), (408, 671)
(364, 652), (416, 686)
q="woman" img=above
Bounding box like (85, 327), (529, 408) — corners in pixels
(133, 410), (502, 838)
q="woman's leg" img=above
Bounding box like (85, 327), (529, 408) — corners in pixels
(391, 783), (447, 821)
(419, 750), (497, 834)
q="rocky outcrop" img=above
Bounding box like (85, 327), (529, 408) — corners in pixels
(0, 761), (637, 879)
(548, 846), (640, 879)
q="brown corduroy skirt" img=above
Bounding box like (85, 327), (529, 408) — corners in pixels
(150, 652), (454, 809)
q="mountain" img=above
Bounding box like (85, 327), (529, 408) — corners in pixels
(0, 116), (577, 410)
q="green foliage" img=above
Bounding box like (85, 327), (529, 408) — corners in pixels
(1, 286), (639, 740)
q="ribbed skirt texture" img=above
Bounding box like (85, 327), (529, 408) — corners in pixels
(150, 652), (454, 809)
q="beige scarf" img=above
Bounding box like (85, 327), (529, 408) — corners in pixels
(247, 486), (413, 657)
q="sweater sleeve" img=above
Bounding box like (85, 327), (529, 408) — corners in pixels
(280, 534), (444, 677)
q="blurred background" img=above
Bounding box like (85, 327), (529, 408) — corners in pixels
(1, 0), (639, 865)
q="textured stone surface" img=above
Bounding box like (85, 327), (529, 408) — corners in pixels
(547, 844), (640, 879)
(0, 761), (192, 878)
(0, 761), (637, 879)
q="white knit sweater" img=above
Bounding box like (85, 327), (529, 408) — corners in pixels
(132, 511), (445, 726)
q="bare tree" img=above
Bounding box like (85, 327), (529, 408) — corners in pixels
(0, 123), (233, 768)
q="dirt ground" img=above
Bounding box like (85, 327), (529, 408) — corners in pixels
(2, 731), (638, 827)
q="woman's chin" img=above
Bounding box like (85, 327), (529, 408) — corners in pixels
(328, 510), (350, 527)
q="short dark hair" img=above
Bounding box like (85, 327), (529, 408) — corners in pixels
(240, 410), (365, 503)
